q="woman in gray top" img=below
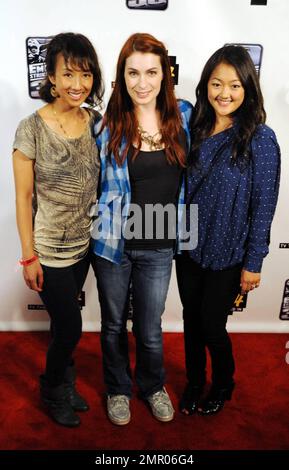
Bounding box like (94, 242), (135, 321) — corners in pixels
(13, 33), (103, 427)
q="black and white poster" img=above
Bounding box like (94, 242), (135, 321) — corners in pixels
(280, 279), (289, 320)
(26, 36), (52, 98)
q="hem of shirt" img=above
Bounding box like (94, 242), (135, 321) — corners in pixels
(38, 249), (90, 268)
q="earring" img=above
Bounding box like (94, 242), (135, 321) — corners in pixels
(50, 85), (59, 98)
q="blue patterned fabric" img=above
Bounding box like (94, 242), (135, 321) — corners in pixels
(91, 99), (193, 264)
(186, 124), (281, 272)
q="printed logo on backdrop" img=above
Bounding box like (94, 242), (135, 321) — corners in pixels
(26, 37), (52, 98)
(280, 280), (289, 320)
(28, 303), (46, 311)
(251, 0), (267, 5)
(27, 291), (86, 311)
(230, 292), (248, 314)
(279, 243), (289, 249)
(225, 43), (263, 76)
(126, 0), (168, 10)
(169, 56), (179, 86)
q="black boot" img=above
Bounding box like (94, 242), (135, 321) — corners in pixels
(179, 383), (204, 415)
(64, 366), (89, 412)
(198, 383), (235, 415)
(39, 375), (81, 427)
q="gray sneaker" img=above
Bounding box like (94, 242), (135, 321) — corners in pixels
(107, 395), (131, 425)
(147, 387), (174, 422)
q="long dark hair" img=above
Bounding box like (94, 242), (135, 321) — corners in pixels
(39, 32), (104, 107)
(102, 33), (185, 167)
(191, 45), (266, 163)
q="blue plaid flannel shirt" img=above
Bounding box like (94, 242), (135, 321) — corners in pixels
(91, 99), (193, 264)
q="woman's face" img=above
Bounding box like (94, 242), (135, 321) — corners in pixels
(49, 53), (93, 108)
(207, 62), (245, 119)
(124, 52), (163, 108)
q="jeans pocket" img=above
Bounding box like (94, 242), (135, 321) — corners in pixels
(154, 248), (174, 254)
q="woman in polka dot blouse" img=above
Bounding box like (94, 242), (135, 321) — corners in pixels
(176, 45), (280, 416)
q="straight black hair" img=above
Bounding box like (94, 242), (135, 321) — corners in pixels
(39, 32), (104, 107)
(190, 45), (266, 163)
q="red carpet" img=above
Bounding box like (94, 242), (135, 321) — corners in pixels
(0, 332), (288, 451)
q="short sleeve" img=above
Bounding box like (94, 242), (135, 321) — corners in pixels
(13, 114), (36, 160)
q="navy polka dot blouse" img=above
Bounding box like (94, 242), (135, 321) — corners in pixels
(186, 124), (280, 272)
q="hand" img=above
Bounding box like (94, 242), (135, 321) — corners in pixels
(23, 260), (44, 292)
(240, 269), (261, 294)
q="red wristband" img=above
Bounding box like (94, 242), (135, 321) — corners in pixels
(19, 255), (38, 266)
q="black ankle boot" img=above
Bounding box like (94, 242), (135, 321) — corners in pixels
(198, 383), (235, 416)
(179, 384), (204, 415)
(39, 375), (81, 427)
(64, 366), (89, 412)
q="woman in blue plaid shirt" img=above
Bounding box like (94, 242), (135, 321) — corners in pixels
(91, 33), (192, 425)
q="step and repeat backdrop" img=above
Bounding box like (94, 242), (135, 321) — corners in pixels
(1, 0), (288, 331)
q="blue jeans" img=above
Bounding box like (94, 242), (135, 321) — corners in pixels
(91, 248), (174, 399)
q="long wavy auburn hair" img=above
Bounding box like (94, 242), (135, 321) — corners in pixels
(190, 45), (266, 164)
(102, 33), (185, 167)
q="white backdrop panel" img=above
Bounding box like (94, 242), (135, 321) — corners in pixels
(0, 0), (288, 332)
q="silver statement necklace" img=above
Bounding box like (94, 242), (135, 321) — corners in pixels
(137, 124), (163, 151)
(52, 105), (85, 139)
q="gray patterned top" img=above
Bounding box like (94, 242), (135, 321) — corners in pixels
(13, 108), (100, 267)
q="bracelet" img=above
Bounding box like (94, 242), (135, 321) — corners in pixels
(19, 255), (38, 266)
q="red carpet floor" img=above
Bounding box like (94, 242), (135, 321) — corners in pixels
(0, 332), (288, 451)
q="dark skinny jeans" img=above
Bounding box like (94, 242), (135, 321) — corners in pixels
(175, 254), (242, 389)
(39, 254), (90, 386)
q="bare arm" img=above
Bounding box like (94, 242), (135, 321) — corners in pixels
(13, 150), (43, 291)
